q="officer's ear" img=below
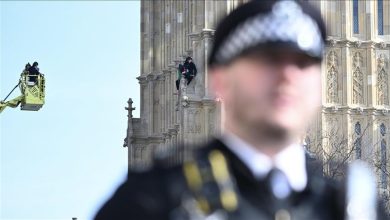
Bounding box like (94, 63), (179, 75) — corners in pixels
(208, 67), (227, 100)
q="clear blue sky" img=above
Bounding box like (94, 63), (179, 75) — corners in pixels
(0, 1), (140, 219)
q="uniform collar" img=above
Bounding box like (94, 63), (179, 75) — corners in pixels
(221, 132), (307, 192)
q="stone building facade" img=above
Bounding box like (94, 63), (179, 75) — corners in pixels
(124, 0), (390, 194)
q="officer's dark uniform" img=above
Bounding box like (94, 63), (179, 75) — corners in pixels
(96, 139), (331, 219)
(95, 139), (388, 220)
(95, 1), (389, 219)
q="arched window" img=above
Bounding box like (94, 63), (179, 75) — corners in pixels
(378, 0), (384, 35)
(353, 0), (359, 34)
(380, 123), (386, 137)
(381, 139), (387, 189)
(354, 122), (362, 159)
(355, 122), (361, 135)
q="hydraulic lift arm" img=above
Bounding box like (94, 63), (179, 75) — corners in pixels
(1, 81), (22, 113)
(0, 95), (23, 113)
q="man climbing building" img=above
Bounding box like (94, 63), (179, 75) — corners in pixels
(182, 56), (197, 85)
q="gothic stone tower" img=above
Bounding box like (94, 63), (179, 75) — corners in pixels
(124, 0), (234, 169)
(125, 0), (390, 196)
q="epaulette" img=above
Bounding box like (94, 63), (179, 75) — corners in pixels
(181, 149), (239, 216)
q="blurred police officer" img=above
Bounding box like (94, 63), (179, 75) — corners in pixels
(95, 1), (388, 219)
